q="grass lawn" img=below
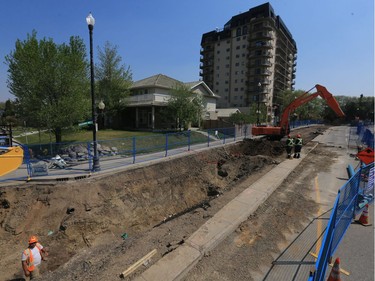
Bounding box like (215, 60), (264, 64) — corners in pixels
(14, 128), (158, 145)
(15, 128), (209, 159)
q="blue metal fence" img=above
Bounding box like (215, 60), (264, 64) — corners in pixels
(308, 162), (374, 281)
(1, 127), (247, 182)
(356, 122), (374, 149)
(291, 119), (323, 128)
(1, 119), (321, 182)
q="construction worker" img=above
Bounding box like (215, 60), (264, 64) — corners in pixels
(293, 134), (303, 158)
(21, 235), (48, 280)
(286, 135), (294, 158)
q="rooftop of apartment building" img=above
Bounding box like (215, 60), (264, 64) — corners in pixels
(201, 2), (296, 48)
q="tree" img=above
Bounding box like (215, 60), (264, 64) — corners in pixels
(229, 103), (267, 125)
(5, 31), (90, 143)
(335, 95), (374, 123)
(96, 41), (132, 127)
(229, 112), (252, 125)
(166, 84), (204, 130)
(1, 99), (18, 125)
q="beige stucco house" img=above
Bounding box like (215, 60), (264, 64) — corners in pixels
(121, 74), (219, 130)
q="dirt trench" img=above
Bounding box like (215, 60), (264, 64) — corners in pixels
(0, 126), (327, 281)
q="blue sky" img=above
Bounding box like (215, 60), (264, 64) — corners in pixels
(0, 0), (373, 102)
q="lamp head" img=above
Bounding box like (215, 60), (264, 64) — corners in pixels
(86, 13), (95, 26)
(98, 100), (105, 110)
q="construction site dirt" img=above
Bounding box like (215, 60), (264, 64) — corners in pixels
(0, 125), (339, 281)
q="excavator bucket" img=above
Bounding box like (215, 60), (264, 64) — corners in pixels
(0, 146), (24, 177)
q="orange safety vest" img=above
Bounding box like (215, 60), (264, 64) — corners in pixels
(23, 243), (42, 272)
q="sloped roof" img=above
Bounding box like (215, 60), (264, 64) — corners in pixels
(184, 81), (219, 99)
(130, 74), (183, 89)
(130, 74), (218, 99)
(216, 108), (240, 117)
(184, 81), (200, 89)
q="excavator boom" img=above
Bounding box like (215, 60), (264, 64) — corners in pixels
(0, 146), (24, 177)
(252, 84), (345, 138)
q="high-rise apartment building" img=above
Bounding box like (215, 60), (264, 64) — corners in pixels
(200, 2), (297, 115)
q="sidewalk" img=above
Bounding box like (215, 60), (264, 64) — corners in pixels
(0, 135), (248, 185)
(133, 143), (317, 281)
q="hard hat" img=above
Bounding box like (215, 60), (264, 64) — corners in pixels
(297, 134), (301, 138)
(28, 236), (38, 244)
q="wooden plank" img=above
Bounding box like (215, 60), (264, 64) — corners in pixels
(309, 252), (350, 276)
(120, 249), (157, 278)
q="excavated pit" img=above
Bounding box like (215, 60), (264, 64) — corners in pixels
(0, 126), (327, 281)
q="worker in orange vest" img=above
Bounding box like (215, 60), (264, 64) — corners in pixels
(21, 235), (48, 279)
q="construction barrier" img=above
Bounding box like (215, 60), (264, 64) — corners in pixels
(348, 123), (374, 150)
(308, 162), (374, 281)
(352, 122), (374, 149)
(1, 127), (244, 182)
(1, 120), (321, 182)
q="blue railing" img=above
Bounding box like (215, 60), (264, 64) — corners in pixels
(308, 162), (374, 281)
(1, 127), (248, 182)
(0, 119), (321, 182)
(356, 122), (374, 149)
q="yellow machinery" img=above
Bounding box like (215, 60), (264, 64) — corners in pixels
(0, 146), (24, 177)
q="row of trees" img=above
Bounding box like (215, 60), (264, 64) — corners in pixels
(3, 31), (132, 143)
(2, 31), (204, 142)
(229, 89), (374, 126)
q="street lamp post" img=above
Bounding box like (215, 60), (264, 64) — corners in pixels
(292, 112), (298, 128)
(98, 100), (105, 129)
(86, 12), (100, 171)
(257, 82), (261, 126)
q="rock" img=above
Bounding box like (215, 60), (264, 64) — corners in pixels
(0, 199), (10, 209)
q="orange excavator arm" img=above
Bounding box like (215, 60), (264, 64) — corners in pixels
(0, 146), (24, 177)
(252, 84), (345, 138)
(278, 84), (345, 133)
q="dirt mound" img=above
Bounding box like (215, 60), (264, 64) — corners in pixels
(0, 125), (328, 281)
(236, 138), (285, 156)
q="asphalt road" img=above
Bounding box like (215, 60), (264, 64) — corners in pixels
(311, 126), (374, 281)
(334, 204), (374, 281)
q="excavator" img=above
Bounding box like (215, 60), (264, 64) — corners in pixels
(252, 84), (345, 139)
(0, 146), (24, 177)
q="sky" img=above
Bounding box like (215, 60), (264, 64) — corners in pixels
(0, 0), (374, 102)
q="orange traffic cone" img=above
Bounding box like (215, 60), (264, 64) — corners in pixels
(327, 257), (342, 281)
(356, 204), (372, 226)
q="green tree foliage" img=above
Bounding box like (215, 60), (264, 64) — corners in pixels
(230, 103), (264, 125)
(0, 99), (18, 125)
(229, 112), (251, 125)
(96, 41), (132, 126)
(5, 31), (90, 143)
(166, 84), (204, 130)
(334, 95), (374, 122)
